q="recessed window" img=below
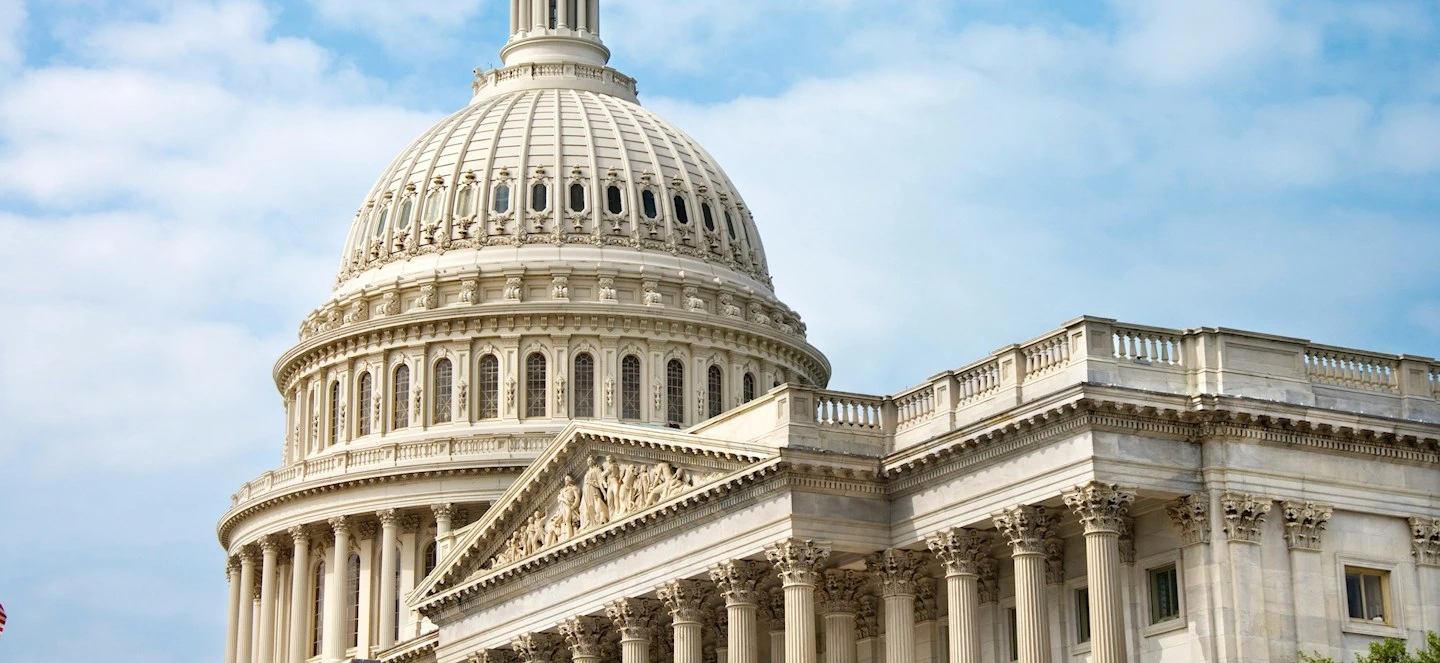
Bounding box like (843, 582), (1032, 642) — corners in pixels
(743, 372), (757, 403)
(666, 359), (685, 427)
(532, 182), (549, 212)
(493, 184), (511, 214)
(357, 372), (372, 436)
(707, 365), (723, 419)
(573, 353), (595, 418)
(702, 203), (715, 232)
(373, 207), (389, 238)
(607, 185), (624, 214)
(312, 562), (326, 656)
(724, 210), (737, 240)
(455, 187), (473, 218)
(392, 365), (410, 429)
(621, 355), (642, 420)
(1074, 587), (1091, 644)
(397, 200), (413, 230)
(1007, 607), (1019, 662)
(423, 541), (438, 576)
(478, 355), (499, 420)
(433, 359), (453, 423)
(642, 190), (659, 219)
(673, 195), (690, 224)
(347, 554), (361, 648)
(424, 193), (442, 224)
(1345, 567), (1391, 624)
(569, 182), (586, 213)
(329, 381), (341, 446)
(526, 352), (548, 418)
(1149, 564), (1181, 624)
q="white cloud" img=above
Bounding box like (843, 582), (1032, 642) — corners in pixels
(0, 0), (23, 74)
(1112, 0), (1320, 86)
(307, 0), (490, 56)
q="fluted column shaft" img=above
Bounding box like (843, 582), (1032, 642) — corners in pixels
(225, 560), (241, 663)
(286, 529), (311, 663)
(675, 619), (704, 663)
(377, 511), (399, 650)
(869, 549), (923, 663)
(607, 598), (657, 663)
(767, 540), (831, 663)
(949, 573), (980, 663)
(769, 630), (786, 663)
(727, 602), (758, 663)
(1064, 483), (1135, 663)
(236, 550), (257, 663)
(622, 636), (650, 663)
(257, 539), (281, 663)
(823, 613), (856, 663)
(995, 506), (1056, 663)
(712, 560), (765, 663)
(323, 517), (351, 663)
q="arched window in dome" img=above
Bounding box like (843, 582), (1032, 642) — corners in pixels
(455, 186), (474, 219)
(392, 365), (410, 430)
(573, 353), (595, 418)
(423, 541), (438, 576)
(424, 191), (443, 225)
(531, 182), (549, 212)
(673, 196), (690, 224)
(569, 182), (586, 213)
(346, 553), (361, 648)
(493, 184), (512, 214)
(702, 203), (716, 232)
(357, 372), (373, 437)
(373, 207), (390, 238)
(665, 359), (685, 427)
(478, 354), (499, 420)
(397, 199), (414, 230)
(743, 372), (757, 403)
(606, 186), (624, 215)
(621, 355), (642, 420)
(329, 381), (341, 447)
(311, 561), (325, 656)
(525, 352), (547, 418)
(724, 210), (738, 241)
(707, 365), (723, 419)
(641, 190), (659, 219)
(432, 358), (453, 424)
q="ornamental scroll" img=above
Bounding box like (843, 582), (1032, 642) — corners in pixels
(487, 456), (709, 569)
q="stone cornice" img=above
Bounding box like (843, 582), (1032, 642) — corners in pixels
(378, 630), (439, 663)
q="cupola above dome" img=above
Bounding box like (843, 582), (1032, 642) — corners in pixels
(500, 0), (611, 68)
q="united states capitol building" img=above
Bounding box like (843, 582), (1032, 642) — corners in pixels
(216, 4), (1440, 663)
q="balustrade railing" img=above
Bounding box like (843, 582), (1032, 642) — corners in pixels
(1431, 366), (1440, 398)
(894, 386), (937, 429)
(956, 360), (1001, 404)
(1022, 333), (1070, 380)
(814, 392), (884, 431)
(1113, 327), (1184, 366)
(1304, 347), (1398, 393)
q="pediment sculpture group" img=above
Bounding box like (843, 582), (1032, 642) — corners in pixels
(488, 456), (709, 568)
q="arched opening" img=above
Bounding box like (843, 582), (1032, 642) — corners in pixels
(329, 381), (342, 446)
(346, 553), (361, 648)
(569, 182), (586, 213)
(573, 353), (595, 418)
(531, 182), (549, 212)
(743, 372), (757, 403)
(357, 372), (373, 436)
(641, 190), (658, 219)
(666, 359), (685, 428)
(673, 195), (690, 224)
(311, 561), (325, 657)
(621, 355), (642, 420)
(525, 353), (548, 418)
(707, 365), (723, 419)
(392, 365), (410, 429)
(493, 184), (511, 214)
(702, 203), (716, 232)
(478, 355), (500, 419)
(606, 185), (624, 215)
(423, 541), (438, 577)
(433, 358), (453, 423)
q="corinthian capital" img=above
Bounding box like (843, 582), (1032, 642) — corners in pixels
(328, 515), (352, 535)
(657, 579), (709, 624)
(376, 508), (399, 528)
(605, 597), (660, 641)
(926, 528), (990, 576)
(819, 569), (867, 616)
(1220, 492), (1272, 544)
(1282, 501), (1333, 551)
(1063, 482), (1136, 534)
(468, 650), (515, 663)
(1410, 517), (1440, 567)
(765, 538), (831, 587)
(511, 633), (559, 663)
(993, 505), (1056, 555)
(559, 616), (606, 658)
(867, 548), (925, 597)
(1167, 493), (1210, 545)
(709, 559), (766, 606)
(287, 525), (312, 545)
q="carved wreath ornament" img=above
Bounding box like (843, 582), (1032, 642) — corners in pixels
(486, 456), (712, 569)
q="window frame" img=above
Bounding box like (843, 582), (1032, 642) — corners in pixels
(356, 372), (373, 437)
(1003, 599), (1019, 663)
(620, 354), (643, 421)
(1065, 577), (1092, 655)
(525, 352), (548, 419)
(573, 352), (596, 419)
(477, 354), (500, 420)
(392, 364), (411, 430)
(311, 559), (326, 657)
(641, 189), (659, 220)
(531, 181), (550, 213)
(665, 358), (685, 427)
(1337, 556), (1405, 638)
(493, 182), (512, 215)
(1148, 563), (1182, 626)
(706, 364), (723, 420)
(329, 380), (342, 447)
(1138, 550), (1188, 638)
(346, 553), (361, 649)
(743, 372), (757, 403)
(432, 358), (453, 424)
(568, 181), (587, 214)
(606, 184), (625, 215)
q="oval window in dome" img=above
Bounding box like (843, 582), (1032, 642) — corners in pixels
(569, 183), (586, 213)
(673, 196), (690, 224)
(642, 190), (659, 219)
(724, 210), (737, 240)
(607, 185), (624, 215)
(455, 187), (473, 218)
(397, 200), (413, 230)
(532, 183), (549, 212)
(493, 184), (511, 214)
(701, 203), (715, 232)
(424, 193), (442, 224)
(373, 208), (389, 238)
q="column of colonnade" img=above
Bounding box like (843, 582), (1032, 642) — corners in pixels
(222, 502), (470, 663)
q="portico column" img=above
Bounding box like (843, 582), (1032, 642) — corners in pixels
(561, 616), (606, 663)
(1412, 518), (1440, 633)
(868, 549), (923, 663)
(257, 536), (282, 663)
(819, 570), (865, 663)
(761, 588), (786, 663)
(225, 557), (242, 663)
(606, 597), (660, 663)
(660, 579), (709, 663)
(376, 510), (399, 650)
(766, 539), (831, 663)
(926, 528), (989, 663)
(1283, 501), (1334, 660)
(323, 516), (351, 663)
(994, 505), (1056, 663)
(1063, 482), (1136, 663)
(711, 560), (765, 663)
(236, 547), (258, 663)
(1221, 492), (1272, 663)
(286, 526), (312, 663)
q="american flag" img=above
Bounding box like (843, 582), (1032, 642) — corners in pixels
(0, 602), (7, 634)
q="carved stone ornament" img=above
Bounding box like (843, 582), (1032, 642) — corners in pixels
(399, 514), (422, 534)
(683, 286), (705, 312)
(1282, 501), (1333, 551)
(710, 559), (766, 606)
(760, 587), (785, 625)
(416, 284), (438, 310)
(597, 277), (618, 302)
(605, 597), (660, 641)
(468, 650), (516, 663)
(1119, 516), (1136, 565)
(819, 569), (867, 616)
(458, 279), (479, 305)
(993, 505), (1055, 555)
(719, 293), (742, 318)
(926, 527), (989, 577)
(1410, 517), (1440, 567)
(343, 299), (369, 325)
(766, 538), (831, 587)
(1168, 493), (1210, 545)
(504, 277), (524, 301)
(377, 291), (401, 316)
(657, 579), (709, 624)
(976, 557), (1000, 604)
(1220, 492), (1272, 544)
(559, 615), (607, 658)
(511, 633), (560, 663)
(856, 595), (879, 639)
(328, 515), (352, 535)
(603, 376), (615, 409)
(287, 524), (311, 545)
(867, 548), (924, 597)
(505, 377), (517, 413)
(642, 280), (664, 307)
(1062, 481), (1135, 534)
(1044, 536), (1065, 585)
(551, 276), (570, 300)
(915, 576), (939, 622)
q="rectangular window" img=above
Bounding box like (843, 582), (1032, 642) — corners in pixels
(1007, 607), (1019, 662)
(1149, 564), (1181, 624)
(1075, 587), (1091, 644)
(1345, 567), (1391, 624)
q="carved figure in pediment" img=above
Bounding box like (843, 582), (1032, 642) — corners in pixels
(527, 510), (546, 552)
(647, 462), (689, 505)
(556, 475), (581, 540)
(602, 456), (621, 514)
(616, 463), (639, 518)
(546, 513), (565, 545)
(580, 456), (610, 530)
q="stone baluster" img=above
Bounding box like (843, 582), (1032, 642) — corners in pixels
(1221, 492), (1272, 663)
(323, 516), (352, 663)
(926, 528), (989, 663)
(1283, 501), (1334, 659)
(606, 598), (660, 663)
(376, 510), (400, 650)
(659, 580), (710, 663)
(1063, 482), (1135, 663)
(766, 539), (831, 663)
(819, 570), (865, 663)
(225, 557), (242, 663)
(711, 560), (766, 663)
(867, 549), (923, 663)
(994, 505), (1056, 663)
(236, 547), (258, 663)
(286, 526), (312, 663)
(256, 536), (282, 663)
(561, 615), (607, 663)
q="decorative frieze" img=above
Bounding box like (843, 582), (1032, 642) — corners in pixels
(560, 615), (607, 658)
(1062, 481), (1135, 534)
(993, 505), (1055, 555)
(819, 569), (867, 616)
(765, 539), (831, 586)
(1220, 492), (1272, 544)
(710, 559), (766, 606)
(867, 548), (925, 597)
(926, 528), (989, 576)
(1411, 517), (1440, 567)
(606, 597), (660, 641)
(658, 579), (710, 623)
(1167, 493), (1210, 545)
(1281, 501), (1333, 551)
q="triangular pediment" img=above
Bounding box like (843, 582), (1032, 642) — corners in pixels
(416, 421), (775, 606)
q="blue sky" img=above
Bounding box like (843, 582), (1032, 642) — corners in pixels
(0, 1), (1438, 661)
